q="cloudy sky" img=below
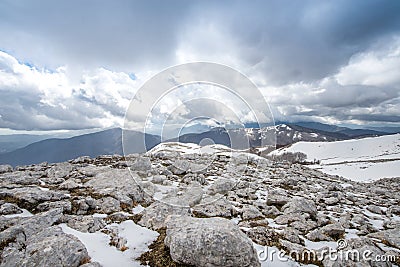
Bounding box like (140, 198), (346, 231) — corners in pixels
(0, 0), (400, 134)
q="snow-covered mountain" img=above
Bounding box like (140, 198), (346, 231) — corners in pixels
(272, 133), (400, 182)
(0, 123), (392, 167)
(169, 123), (374, 149)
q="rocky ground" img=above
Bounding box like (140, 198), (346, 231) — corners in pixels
(0, 143), (399, 267)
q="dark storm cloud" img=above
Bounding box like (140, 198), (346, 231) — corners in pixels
(1, 0), (399, 78)
(0, 0), (193, 71)
(213, 0), (400, 84)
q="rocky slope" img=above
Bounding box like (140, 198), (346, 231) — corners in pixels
(0, 143), (399, 266)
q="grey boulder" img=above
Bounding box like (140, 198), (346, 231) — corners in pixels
(165, 216), (260, 267)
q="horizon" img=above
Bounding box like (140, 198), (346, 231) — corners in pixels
(1, 121), (399, 137)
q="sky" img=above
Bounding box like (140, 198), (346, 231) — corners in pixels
(0, 0), (400, 134)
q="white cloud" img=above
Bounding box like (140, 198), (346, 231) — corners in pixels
(259, 37), (400, 125)
(336, 37), (400, 87)
(0, 51), (142, 130)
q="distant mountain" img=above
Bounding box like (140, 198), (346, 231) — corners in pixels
(0, 122), (393, 167)
(0, 134), (51, 154)
(0, 128), (160, 167)
(167, 124), (352, 149)
(294, 121), (389, 137)
(167, 127), (232, 147)
(364, 126), (400, 134)
(274, 124), (348, 146)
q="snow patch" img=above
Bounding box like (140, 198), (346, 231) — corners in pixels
(60, 221), (158, 267)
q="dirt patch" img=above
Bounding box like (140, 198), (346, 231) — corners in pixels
(138, 228), (192, 267)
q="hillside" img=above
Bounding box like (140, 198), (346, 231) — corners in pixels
(0, 128), (160, 167)
(272, 134), (400, 182)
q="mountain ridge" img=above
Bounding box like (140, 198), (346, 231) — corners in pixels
(0, 123), (395, 167)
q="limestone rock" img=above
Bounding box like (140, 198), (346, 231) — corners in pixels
(192, 195), (233, 218)
(165, 216), (260, 267)
(85, 168), (144, 205)
(282, 197), (317, 219)
(0, 203), (23, 215)
(368, 227), (400, 249)
(0, 165), (13, 174)
(208, 177), (236, 195)
(1, 226), (90, 267)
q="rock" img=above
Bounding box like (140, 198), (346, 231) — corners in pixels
(246, 226), (281, 246)
(235, 188), (258, 200)
(165, 216), (260, 267)
(282, 197), (317, 219)
(259, 204), (281, 218)
(367, 204), (383, 214)
(320, 223), (345, 239)
(130, 157), (152, 172)
(266, 190), (289, 207)
(306, 223), (345, 241)
(208, 177), (236, 195)
(352, 213), (368, 225)
(47, 162), (74, 179)
(368, 227), (400, 249)
(324, 197), (339, 205)
(98, 197), (121, 214)
(162, 184), (204, 207)
(290, 220), (318, 233)
(1, 226), (90, 267)
(36, 200), (72, 213)
(70, 156), (91, 164)
(106, 212), (132, 223)
(282, 227), (303, 244)
(72, 198), (92, 215)
(168, 159), (190, 175)
(168, 159), (207, 175)
(0, 208), (64, 260)
(0, 187), (69, 210)
(275, 213), (303, 225)
(182, 173), (207, 185)
(138, 202), (190, 230)
(279, 177), (300, 187)
(0, 203), (23, 215)
(387, 205), (400, 216)
(151, 175), (166, 184)
(242, 205), (264, 220)
(77, 165), (108, 177)
(85, 168), (144, 205)
(0, 164), (13, 174)
(62, 215), (106, 233)
(19, 209), (64, 236)
(192, 195), (233, 218)
(59, 179), (83, 190)
(0, 172), (41, 186)
(306, 228), (327, 242)
(279, 239), (306, 256)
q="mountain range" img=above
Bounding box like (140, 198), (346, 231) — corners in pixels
(0, 128), (160, 167)
(0, 122), (395, 167)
